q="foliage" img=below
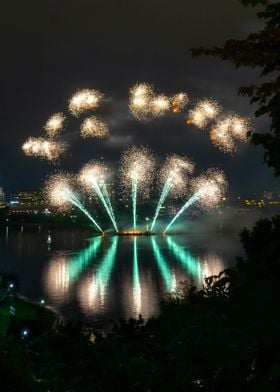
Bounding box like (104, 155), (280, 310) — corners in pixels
(190, 0), (280, 175)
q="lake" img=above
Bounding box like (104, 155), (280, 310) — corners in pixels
(0, 223), (243, 328)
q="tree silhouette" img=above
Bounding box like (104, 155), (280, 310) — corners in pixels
(190, 0), (280, 175)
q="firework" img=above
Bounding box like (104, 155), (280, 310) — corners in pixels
(150, 95), (170, 116)
(151, 155), (194, 231)
(210, 115), (250, 153)
(120, 146), (155, 229)
(171, 93), (189, 113)
(210, 122), (236, 153)
(69, 89), (103, 117)
(45, 173), (103, 232)
(79, 162), (118, 231)
(164, 169), (227, 232)
(191, 169), (227, 209)
(187, 99), (222, 128)
(129, 83), (154, 120)
(44, 112), (66, 137)
(80, 116), (109, 139)
(229, 115), (251, 140)
(22, 137), (66, 161)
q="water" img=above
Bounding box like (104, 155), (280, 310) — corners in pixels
(0, 226), (242, 328)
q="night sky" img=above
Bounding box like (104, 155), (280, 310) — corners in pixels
(0, 0), (278, 196)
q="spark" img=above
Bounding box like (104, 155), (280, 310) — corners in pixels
(120, 146), (155, 229)
(44, 112), (66, 137)
(22, 137), (66, 161)
(164, 169), (227, 232)
(151, 155), (194, 231)
(171, 93), (189, 113)
(187, 99), (222, 129)
(69, 89), (103, 117)
(80, 116), (110, 139)
(79, 162), (118, 231)
(45, 173), (103, 232)
(129, 83), (154, 120)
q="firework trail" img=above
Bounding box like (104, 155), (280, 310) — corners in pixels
(120, 146), (155, 229)
(44, 112), (66, 138)
(151, 155), (194, 231)
(69, 89), (103, 117)
(45, 173), (103, 233)
(210, 115), (251, 153)
(164, 169), (227, 233)
(99, 181), (115, 224)
(187, 99), (222, 129)
(80, 116), (109, 139)
(22, 137), (66, 161)
(79, 162), (118, 231)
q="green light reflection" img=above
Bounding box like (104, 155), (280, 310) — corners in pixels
(167, 237), (201, 280)
(92, 236), (119, 294)
(151, 237), (176, 292)
(133, 237), (141, 314)
(68, 236), (102, 282)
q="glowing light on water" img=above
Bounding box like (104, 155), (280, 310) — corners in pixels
(44, 112), (66, 137)
(164, 169), (227, 233)
(80, 116), (109, 139)
(22, 137), (66, 161)
(79, 162), (118, 231)
(187, 99), (222, 128)
(210, 115), (251, 153)
(45, 173), (103, 233)
(44, 256), (70, 303)
(151, 155), (194, 231)
(151, 237), (176, 292)
(68, 237), (102, 282)
(133, 237), (142, 315)
(129, 83), (154, 120)
(167, 237), (200, 279)
(171, 93), (189, 113)
(69, 89), (103, 117)
(120, 146), (155, 229)
(200, 254), (225, 280)
(79, 237), (118, 311)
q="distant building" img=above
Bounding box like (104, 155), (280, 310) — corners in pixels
(0, 187), (6, 208)
(9, 190), (45, 214)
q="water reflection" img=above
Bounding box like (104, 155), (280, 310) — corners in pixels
(133, 237), (142, 315)
(42, 234), (227, 323)
(44, 256), (70, 303)
(44, 236), (102, 302)
(79, 237), (118, 314)
(68, 237), (102, 282)
(151, 237), (177, 292)
(166, 237), (201, 280)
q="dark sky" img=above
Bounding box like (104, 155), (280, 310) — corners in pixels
(0, 0), (278, 196)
